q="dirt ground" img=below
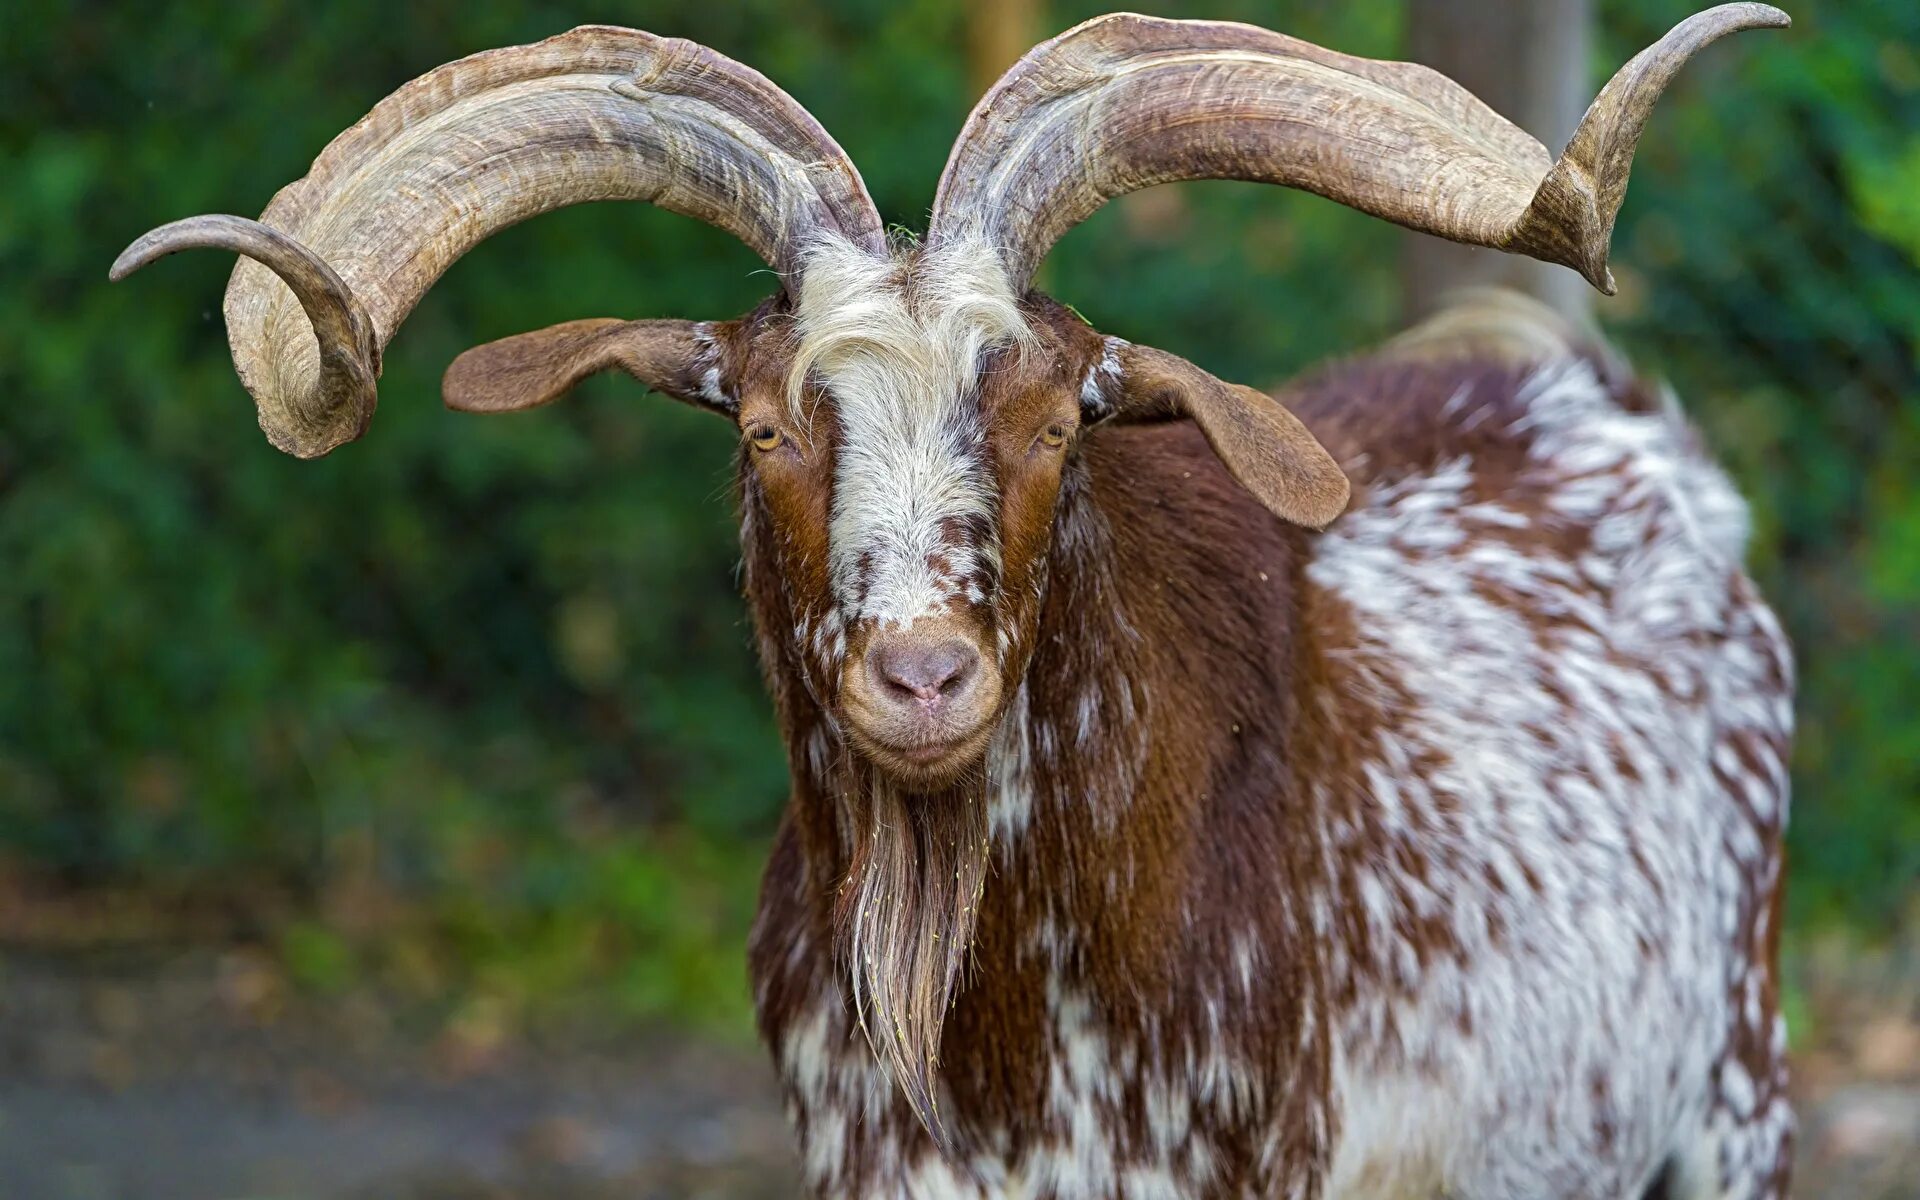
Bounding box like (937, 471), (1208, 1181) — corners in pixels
(1, 944), (1914, 1199)
(0, 948), (796, 1200)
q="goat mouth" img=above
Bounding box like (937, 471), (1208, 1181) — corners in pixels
(846, 720), (997, 789)
(896, 741), (955, 764)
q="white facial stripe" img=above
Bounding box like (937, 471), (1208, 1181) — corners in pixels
(792, 234), (1033, 627)
(838, 409), (991, 625)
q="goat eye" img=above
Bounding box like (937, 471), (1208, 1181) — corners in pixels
(1039, 423), (1069, 449)
(748, 424), (783, 452)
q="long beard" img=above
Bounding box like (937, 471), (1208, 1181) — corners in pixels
(834, 768), (992, 1138)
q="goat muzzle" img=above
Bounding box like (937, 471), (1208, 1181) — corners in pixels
(841, 613), (1003, 787)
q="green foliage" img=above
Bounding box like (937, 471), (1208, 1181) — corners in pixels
(2, 0), (1914, 1030)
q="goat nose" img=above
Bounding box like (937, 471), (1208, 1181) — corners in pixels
(870, 637), (978, 706)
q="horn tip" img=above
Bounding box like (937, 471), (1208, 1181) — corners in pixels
(109, 235), (164, 282)
(109, 214), (255, 282)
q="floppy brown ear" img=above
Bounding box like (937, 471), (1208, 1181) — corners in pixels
(442, 318), (736, 417)
(1103, 343), (1350, 530)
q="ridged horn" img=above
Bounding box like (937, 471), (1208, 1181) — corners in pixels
(111, 26), (884, 457)
(930, 3), (1788, 294)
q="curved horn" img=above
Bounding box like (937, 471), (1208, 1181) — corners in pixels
(111, 25), (884, 458)
(930, 3), (1787, 294)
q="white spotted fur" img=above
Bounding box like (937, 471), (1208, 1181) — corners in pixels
(763, 347), (1790, 1198)
(1306, 362), (1791, 1199)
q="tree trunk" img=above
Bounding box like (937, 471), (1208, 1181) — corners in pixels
(967, 0), (1039, 100)
(1401, 0), (1594, 323)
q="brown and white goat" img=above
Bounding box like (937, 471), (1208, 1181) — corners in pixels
(114, 5), (1795, 1197)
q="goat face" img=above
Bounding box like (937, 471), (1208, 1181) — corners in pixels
(723, 237), (1355, 800)
(430, 238), (1348, 797)
(724, 249), (1116, 793)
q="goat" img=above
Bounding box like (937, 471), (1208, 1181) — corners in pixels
(112, 5), (1795, 1197)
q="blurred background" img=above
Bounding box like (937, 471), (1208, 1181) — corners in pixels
(3, 0), (1915, 1196)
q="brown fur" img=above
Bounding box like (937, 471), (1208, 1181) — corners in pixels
(745, 329), (1789, 1194)
(443, 284), (1786, 1195)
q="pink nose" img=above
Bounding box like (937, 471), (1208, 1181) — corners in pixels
(868, 636), (980, 711)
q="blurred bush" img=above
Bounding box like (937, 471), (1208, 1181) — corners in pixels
(1, 0), (1914, 1028)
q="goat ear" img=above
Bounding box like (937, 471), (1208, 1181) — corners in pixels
(442, 318), (736, 417)
(1099, 343), (1351, 530)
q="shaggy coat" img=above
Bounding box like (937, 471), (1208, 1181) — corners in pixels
(745, 306), (1793, 1200)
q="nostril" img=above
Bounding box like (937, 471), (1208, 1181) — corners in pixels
(871, 638), (979, 706)
(937, 669), (966, 696)
(936, 647), (976, 695)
